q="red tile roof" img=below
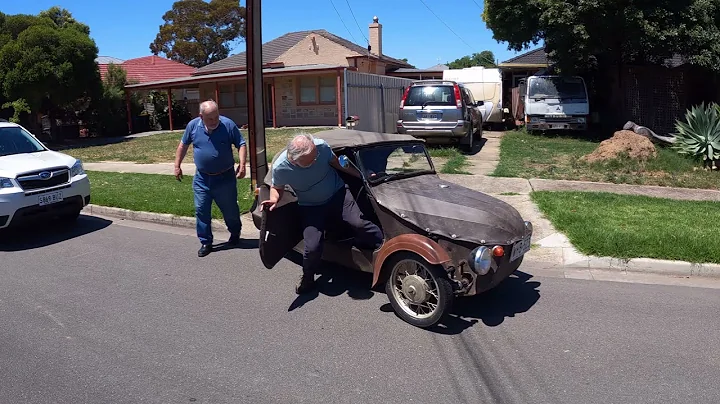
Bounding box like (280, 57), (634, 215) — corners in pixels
(99, 56), (196, 84)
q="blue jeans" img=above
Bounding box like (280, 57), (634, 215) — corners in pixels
(192, 168), (241, 245)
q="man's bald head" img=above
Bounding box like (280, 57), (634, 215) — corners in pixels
(287, 133), (318, 167)
(199, 100), (220, 131)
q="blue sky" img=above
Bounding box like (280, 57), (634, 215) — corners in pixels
(4, 0), (532, 68)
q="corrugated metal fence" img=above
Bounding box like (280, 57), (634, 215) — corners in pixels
(344, 71), (413, 133)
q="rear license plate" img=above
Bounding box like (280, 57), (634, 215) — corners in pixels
(510, 234), (531, 262)
(550, 124), (566, 129)
(419, 113), (440, 120)
(39, 191), (63, 206)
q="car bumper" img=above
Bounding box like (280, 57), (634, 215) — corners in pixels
(0, 175), (91, 229)
(527, 121), (587, 130)
(396, 120), (469, 138)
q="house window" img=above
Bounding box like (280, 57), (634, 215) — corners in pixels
(217, 83), (248, 108)
(234, 84), (247, 107)
(297, 75), (337, 105)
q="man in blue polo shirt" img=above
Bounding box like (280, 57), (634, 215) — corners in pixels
(174, 100), (246, 257)
(260, 133), (383, 294)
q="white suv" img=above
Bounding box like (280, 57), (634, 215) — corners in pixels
(0, 120), (90, 229)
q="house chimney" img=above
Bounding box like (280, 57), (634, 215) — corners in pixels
(369, 16), (382, 57)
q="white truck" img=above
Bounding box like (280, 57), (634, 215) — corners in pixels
(442, 67), (508, 129)
(519, 75), (590, 131)
(0, 120), (91, 230)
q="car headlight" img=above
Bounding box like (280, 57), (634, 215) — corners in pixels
(470, 246), (493, 276)
(577, 117), (586, 123)
(0, 177), (14, 188)
(530, 117), (540, 123)
(70, 159), (85, 177)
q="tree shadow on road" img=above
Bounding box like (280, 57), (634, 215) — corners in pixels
(0, 214), (113, 251)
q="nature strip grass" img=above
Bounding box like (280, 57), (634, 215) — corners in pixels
(87, 171), (255, 219)
(531, 190), (720, 264)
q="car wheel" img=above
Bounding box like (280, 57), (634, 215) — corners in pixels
(462, 123), (474, 152)
(59, 209), (81, 224)
(384, 252), (454, 328)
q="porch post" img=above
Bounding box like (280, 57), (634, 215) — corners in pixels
(271, 79), (277, 128)
(167, 88), (174, 131)
(125, 89), (133, 134)
(215, 82), (220, 107)
(336, 69), (342, 127)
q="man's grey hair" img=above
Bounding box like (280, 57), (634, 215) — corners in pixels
(287, 133), (316, 161)
(199, 100), (219, 115)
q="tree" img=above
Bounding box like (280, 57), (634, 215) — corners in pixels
(39, 6), (90, 35)
(482, 0), (720, 74)
(447, 51), (497, 69)
(150, 0), (246, 68)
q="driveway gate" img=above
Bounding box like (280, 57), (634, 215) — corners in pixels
(343, 71), (413, 133)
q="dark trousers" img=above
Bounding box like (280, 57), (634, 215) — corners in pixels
(300, 186), (383, 277)
(192, 168), (241, 245)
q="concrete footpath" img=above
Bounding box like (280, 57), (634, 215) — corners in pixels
(77, 130), (720, 279)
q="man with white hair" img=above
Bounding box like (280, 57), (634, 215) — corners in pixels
(260, 133), (383, 294)
(174, 100), (246, 257)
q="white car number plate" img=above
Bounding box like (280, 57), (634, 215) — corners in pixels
(39, 191), (63, 206)
(510, 234), (531, 262)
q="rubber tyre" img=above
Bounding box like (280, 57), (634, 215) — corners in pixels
(384, 252), (454, 328)
(59, 209), (81, 224)
(462, 124), (474, 152)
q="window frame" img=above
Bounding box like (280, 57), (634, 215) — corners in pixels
(295, 75), (337, 106)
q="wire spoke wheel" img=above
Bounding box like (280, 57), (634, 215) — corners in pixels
(385, 252), (453, 328)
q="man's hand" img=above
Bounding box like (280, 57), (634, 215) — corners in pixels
(174, 166), (183, 181)
(259, 199), (278, 212)
(235, 164), (246, 179)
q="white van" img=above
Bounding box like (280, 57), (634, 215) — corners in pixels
(520, 75), (590, 131)
(442, 67), (506, 128)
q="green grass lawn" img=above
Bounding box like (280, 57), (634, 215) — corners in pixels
(493, 129), (719, 190)
(87, 171), (255, 218)
(68, 127), (332, 164)
(532, 190), (720, 264)
(426, 146), (471, 174)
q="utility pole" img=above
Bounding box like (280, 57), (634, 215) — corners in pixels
(245, 0), (267, 190)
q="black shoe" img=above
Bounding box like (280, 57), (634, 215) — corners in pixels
(228, 234), (240, 246)
(295, 274), (317, 294)
(198, 244), (212, 257)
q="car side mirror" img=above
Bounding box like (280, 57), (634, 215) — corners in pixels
(338, 155), (350, 168)
(476, 101), (484, 106)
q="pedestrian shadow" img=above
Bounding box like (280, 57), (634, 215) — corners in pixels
(211, 238), (259, 252)
(0, 214), (113, 251)
(379, 270), (542, 335)
(286, 251), (375, 312)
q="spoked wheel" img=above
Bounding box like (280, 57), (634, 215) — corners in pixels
(385, 252), (453, 328)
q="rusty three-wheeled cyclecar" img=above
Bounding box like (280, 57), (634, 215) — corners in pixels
(252, 128), (533, 328)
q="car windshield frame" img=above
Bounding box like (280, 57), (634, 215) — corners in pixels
(0, 125), (47, 157)
(355, 142), (436, 185)
(403, 85), (457, 107)
(527, 76), (588, 99)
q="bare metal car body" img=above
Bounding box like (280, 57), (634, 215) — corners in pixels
(252, 129), (532, 328)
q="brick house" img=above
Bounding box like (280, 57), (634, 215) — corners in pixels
(124, 17), (413, 131)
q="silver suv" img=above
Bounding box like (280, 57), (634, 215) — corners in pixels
(396, 80), (483, 150)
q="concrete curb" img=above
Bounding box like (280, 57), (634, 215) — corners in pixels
(82, 204), (258, 236)
(536, 232), (720, 278)
(83, 204), (720, 279)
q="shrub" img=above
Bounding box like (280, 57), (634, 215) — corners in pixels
(673, 102), (720, 170)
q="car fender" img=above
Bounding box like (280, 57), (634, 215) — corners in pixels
(372, 234), (452, 287)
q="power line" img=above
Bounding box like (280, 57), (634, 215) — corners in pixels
(344, 0), (368, 44)
(470, 0), (483, 10)
(418, 0), (497, 67)
(329, 0), (358, 44)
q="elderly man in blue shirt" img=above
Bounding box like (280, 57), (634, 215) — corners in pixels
(260, 133), (384, 294)
(174, 100), (247, 257)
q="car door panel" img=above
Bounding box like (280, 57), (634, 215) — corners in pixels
(257, 184), (303, 269)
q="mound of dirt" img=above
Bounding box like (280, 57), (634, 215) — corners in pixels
(581, 130), (657, 163)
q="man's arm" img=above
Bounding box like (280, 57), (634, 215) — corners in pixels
(231, 123), (248, 178)
(175, 126), (192, 180)
(329, 154), (361, 179)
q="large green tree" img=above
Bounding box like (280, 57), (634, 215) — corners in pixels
(0, 9), (100, 117)
(447, 51), (497, 69)
(482, 0), (720, 73)
(149, 0), (246, 68)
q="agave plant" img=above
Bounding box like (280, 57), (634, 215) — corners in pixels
(673, 102), (720, 169)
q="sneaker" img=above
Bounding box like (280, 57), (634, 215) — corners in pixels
(295, 274), (317, 294)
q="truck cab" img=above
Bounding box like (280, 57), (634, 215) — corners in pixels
(520, 75), (589, 131)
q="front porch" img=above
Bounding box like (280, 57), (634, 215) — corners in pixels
(123, 65), (349, 133)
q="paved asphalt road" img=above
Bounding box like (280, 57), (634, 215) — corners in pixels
(1, 216), (719, 404)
